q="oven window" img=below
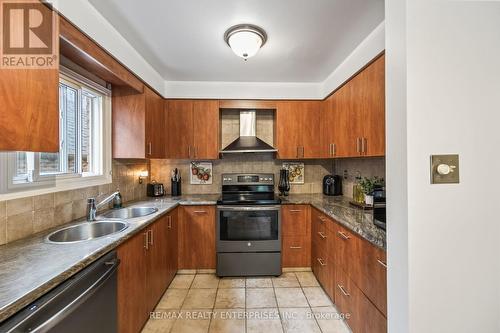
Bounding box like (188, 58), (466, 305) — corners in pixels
(219, 210), (279, 241)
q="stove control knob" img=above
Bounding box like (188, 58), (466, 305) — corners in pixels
(260, 178), (264, 181)
(247, 242), (252, 247)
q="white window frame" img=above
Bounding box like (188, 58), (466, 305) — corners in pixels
(0, 67), (112, 201)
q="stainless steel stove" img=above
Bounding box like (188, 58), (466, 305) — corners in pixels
(216, 173), (282, 277)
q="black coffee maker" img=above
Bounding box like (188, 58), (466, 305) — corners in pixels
(323, 175), (342, 196)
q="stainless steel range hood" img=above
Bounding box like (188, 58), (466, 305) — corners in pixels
(220, 110), (277, 154)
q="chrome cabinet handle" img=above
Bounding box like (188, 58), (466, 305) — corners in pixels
(289, 209), (302, 213)
(332, 143), (336, 156)
(194, 146), (198, 159)
(194, 210), (207, 214)
(168, 215), (172, 229)
(377, 259), (387, 268)
(356, 138), (361, 154)
(362, 138), (367, 154)
(188, 146), (191, 158)
(144, 232), (149, 250)
(337, 284), (350, 297)
(318, 216), (326, 222)
(318, 231), (327, 239)
(148, 229), (154, 246)
(289, 246), (302, 249)
(296, 146), (299, 159)
(301, 146), (305, 158)
(337, 231), (350, 240)
(317, 258), (326, 266)
(148, 142), (152, 155)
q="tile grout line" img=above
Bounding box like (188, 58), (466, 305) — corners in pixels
(294, 271), (325, 333)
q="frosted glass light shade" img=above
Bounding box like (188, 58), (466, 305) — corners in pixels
(224, 24), (267, 60)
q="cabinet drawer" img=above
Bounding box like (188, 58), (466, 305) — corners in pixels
(334, 222), (387, 316)
(281, 205), (310, 236)
(311, 241), (330, 291)
(282, 236), (310, 267)
(335, 268), (386, 333)
(311, 208), (328, 245)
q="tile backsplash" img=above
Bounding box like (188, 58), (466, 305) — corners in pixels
(334, 157), (386, 198)
(0, 159), (149, 245)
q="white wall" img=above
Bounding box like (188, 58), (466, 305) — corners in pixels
(387, 1), (500, 332)
(53, 0), (165, 94)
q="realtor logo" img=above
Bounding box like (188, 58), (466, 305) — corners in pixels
(0, 0), (58, 68)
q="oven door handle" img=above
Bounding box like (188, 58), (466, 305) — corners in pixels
(217, 205), (281, 211)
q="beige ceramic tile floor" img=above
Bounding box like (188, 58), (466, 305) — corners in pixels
(142, 272), (351, 333)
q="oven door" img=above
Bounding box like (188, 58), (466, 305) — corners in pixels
(216, 205), (281, 252)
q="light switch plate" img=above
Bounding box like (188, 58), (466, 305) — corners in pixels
(430, 154), (460, 184)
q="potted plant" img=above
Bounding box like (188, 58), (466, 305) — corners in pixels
(359, 176), (384, 206)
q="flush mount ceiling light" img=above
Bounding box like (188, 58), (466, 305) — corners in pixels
(224, 24), (267, 60)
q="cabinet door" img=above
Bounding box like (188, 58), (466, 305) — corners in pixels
(193, 100), (219, 159)
(166, 209), (179, 286)
(362, 55), (385, 157)
(321, 95), (336, 158)
(333, 82), (363, 157)
(335, 267), (387, 333)
(147, 217), (169, 310)
(178, 206), (216, 269)
(301, 101), (323, 158)
(117, 230), (148, 333)
(145, 87), (165, 158)
(112, 86), (146, 158)
(166, 100), (193, 159)
(0, 69), (59, 152)
(276, 101), (302, 159)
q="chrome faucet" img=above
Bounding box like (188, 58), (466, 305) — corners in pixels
(86, 191), (122, 221)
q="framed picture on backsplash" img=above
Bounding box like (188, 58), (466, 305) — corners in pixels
(190, 162), (213, 184)
(282, 162), (305, 184)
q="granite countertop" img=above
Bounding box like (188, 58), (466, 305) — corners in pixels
(0, 195), (218, 323)
(281, 194), (386, 250)
(0, 192), (384, 323)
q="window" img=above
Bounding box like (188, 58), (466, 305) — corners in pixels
(1, 68), (112, 196)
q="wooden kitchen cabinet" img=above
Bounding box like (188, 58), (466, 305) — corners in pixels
(0, 4), (59, 152)
(117, 228), (149, 333)
(335, 267), (387, 333)
(276, 101), (322, 159)
(117, 215), (174, 333)
(281, 205), (311, 267)
(113, 86), (165, 158)
(322, 54), (385, 158)
(178, 205), (216, 269)
(166, 100), (219, 159)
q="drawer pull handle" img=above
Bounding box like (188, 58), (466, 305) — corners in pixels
(289, 210), (302, 213)
(317, 231), (327, 239)
(337, 284), (350, 297)
(337, 231), (350, 240)
(289, 246), (302, 249)
(318, 216), (326, 222)
(317, 258), (326, 266)
(193, 210), (207, 214)
(377, 259), (387, 268)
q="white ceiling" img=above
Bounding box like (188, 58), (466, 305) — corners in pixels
(88, 0), (384, 83)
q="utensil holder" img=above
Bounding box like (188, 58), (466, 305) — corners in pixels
(171, 179), (182, 196)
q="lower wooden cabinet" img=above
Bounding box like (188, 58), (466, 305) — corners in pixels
(178, 205), (216, 269)
(335, 267), (387, 333)
(310, 206), (387, 333)
(281, 205), (311, 267)
(117, 211), (178, 333)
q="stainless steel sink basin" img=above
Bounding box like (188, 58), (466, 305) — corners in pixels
(100, 207), (158, 219)
(46, 221), (128, 243)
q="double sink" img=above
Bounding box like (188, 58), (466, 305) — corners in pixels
(46, 207), (158, 244)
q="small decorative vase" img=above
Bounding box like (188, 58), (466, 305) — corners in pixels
(364, 194), (374, 206)
(278, 168), (290, 196)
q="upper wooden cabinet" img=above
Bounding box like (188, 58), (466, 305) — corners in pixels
(323, 54), (385, 158)
(113, 86), (165, 159)
(166, 100), (219, 160)
(275, 101), (322, 159)
(0, 3), (59, 152)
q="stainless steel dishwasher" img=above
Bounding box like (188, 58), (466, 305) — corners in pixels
(0, 251), (120, 333)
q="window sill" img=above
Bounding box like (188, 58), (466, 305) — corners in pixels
(0, 174), (112, 201)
